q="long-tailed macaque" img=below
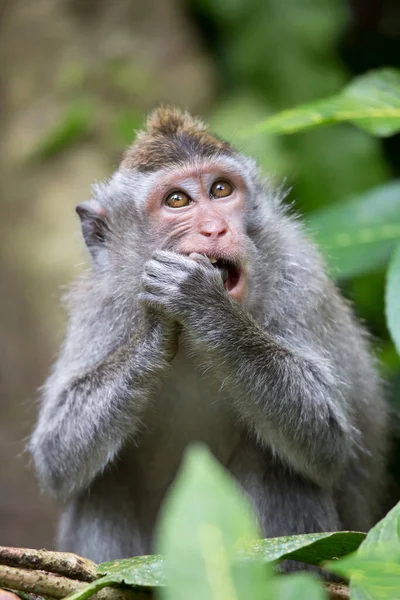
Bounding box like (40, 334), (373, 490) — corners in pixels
(30, 106), (388, 564)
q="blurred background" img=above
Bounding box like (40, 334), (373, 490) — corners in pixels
(1, 0), (400, 550)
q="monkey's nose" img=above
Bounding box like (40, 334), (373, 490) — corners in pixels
(199, 222), (228, 238)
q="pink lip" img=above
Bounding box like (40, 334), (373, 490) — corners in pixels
(227, 271), (246, 301)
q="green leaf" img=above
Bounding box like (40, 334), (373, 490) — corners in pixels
(64, 555), (166, 600)
(241, 531), (365, 566)
(248, 68), (400, 137)
(307, 181), (400, 278)
(272, 573), (327, 600)
(155, 444), (272, 600)
(344, 70), (400, 136)
(386, 243), (400, 356)
(358, 500), (400, 547)
(98, 555), (166, 586)
(327, 546), (400, 600)
(348, 500), (400, 600)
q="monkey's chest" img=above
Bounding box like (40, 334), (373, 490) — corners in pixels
(130, 342), (241, 498)
(116, 342), (242, 547)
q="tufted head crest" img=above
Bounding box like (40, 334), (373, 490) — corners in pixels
(121, 105), (234, 172)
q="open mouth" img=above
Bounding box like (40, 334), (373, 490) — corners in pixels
(209, 257), (241, 293)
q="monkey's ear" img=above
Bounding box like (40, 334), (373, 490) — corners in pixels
(76, 200), (110, 262)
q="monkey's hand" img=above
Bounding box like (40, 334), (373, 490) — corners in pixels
(139, 250), (227, 325)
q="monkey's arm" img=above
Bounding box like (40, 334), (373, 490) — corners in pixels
(191, 311), (351, 488)
(141, 251), (354, 489)
(30, 315), (176, 501)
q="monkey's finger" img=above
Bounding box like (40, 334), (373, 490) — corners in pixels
(141, 260), (187, 289)
(138, 292), (177, 316)
(141, 273), (179, 295)
(144, 259), (185, 282)
(188, 252), (214, 268)
(152, 249), (183, 263)
(138, 291), (165, 306)
(152, 249), (195, 269)
(143, 260), (170, 279)
(141, 280), (175, 295)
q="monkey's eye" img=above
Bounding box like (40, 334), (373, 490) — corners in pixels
(210, 180), (233, 199)
(164, 191), (191, 208)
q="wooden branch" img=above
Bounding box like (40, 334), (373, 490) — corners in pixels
(0, 566), (144, 600)
(326, 582), (349, 600)
(0, 566), (82, 598)
(0, 548), (96, 583)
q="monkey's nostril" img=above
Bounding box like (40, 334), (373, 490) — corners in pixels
(200, 226), (228, 238)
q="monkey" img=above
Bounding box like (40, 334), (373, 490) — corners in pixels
(29, 106), (388, 566)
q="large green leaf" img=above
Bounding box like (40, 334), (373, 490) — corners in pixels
(307, 181), (400, 279)
(98, 555), (166, 586)
(348, 500), (400, 600)
(155, 444), (272, 600)
(327, 546), (400, 600)
(386, 243), (400, 356)
(357, 501), (400, 547)
(272, 573), (327, 600)
(249, 69), (400, 137)
(242, 531), (365, 566)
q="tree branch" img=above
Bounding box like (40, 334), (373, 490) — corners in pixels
(0, 566), (81, 598)
(0, 565), (145, 600)
(0, 548), (96, 583)
(326, 582), (350, 600)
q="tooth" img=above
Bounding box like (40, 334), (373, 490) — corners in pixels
(209, 257), (217, 264)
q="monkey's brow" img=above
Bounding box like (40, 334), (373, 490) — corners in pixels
(149, 159), (244, 190)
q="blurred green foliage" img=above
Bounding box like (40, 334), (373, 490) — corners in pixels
(307, 180), (400, 279)
(246, 69), (400, 136)
(387, 244), (400, 357)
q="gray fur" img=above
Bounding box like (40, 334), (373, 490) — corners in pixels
(30, 153), (388, 565)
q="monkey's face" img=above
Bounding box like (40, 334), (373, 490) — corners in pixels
(143, 161), (249, 301)
(76, 104), (268, 307)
